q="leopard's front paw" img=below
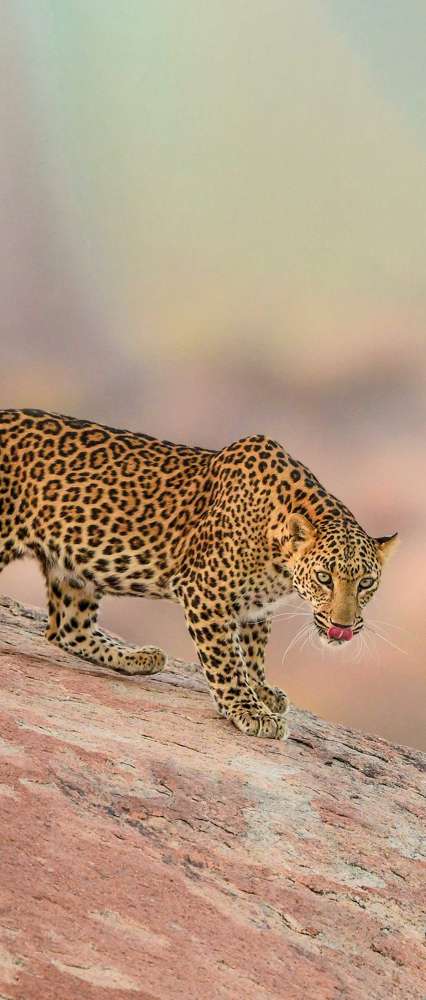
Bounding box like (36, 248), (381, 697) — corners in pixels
(228, 705), (288, 740)
(256, 684), (289, 716)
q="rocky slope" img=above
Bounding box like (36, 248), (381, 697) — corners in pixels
(0, 595), (424, 1000)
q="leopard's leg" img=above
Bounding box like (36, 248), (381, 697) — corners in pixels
(239, 616), (289, 716)
(183, 595), (287, 739)
(0, 541), (23, 575)
(45, 576), (166, 675)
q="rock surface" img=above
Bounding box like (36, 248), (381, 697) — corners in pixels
(0, 595), (424, 1000)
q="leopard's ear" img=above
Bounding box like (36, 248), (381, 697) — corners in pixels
(286, 513), (317, 558)
(375, 532), (399, 564)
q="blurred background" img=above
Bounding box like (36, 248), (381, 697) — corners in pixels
(1, 2), (425, 749)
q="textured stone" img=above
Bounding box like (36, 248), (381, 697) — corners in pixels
(0, 595), (424, 1000)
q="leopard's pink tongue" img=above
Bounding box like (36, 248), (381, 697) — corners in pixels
(327, 625), (353, 642)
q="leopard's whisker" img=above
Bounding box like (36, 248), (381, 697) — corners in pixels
(303, 625), (318, 654)
(299, 627), (314, 654)
(354, 629), (368, 664)
(368, 617), (410, 635)
(365, 626), (408, 658)
(281, 622), (312, 665)
(363, 628), (380, 665)
(271, 611), (311, 622)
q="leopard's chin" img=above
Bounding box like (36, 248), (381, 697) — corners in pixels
(316, 628), (347, 648)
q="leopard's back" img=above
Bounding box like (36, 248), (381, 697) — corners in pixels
(0, 408), (215, 598)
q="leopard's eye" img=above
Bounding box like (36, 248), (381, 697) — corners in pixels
(359, 576), (375, 590)
(316, 570), (332, 587)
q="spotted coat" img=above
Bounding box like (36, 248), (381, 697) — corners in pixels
(0, 409), (397, 739)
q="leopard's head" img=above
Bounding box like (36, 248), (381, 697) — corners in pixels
(284, 513), (398, 645)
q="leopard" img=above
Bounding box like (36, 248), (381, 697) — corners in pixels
(0, 408), (398, 740)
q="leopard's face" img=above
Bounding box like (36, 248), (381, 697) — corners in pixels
(292, 545), (381, 645)
(286, 514), (398, 646)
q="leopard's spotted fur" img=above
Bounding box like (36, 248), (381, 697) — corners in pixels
(0, 409), (397, 739)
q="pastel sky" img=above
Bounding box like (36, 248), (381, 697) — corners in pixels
(13, 1), (426, 377)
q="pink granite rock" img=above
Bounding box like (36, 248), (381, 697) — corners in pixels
(0, 595), (424, 1000)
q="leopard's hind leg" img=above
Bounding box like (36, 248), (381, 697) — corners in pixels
(45, 576), (167, 674)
